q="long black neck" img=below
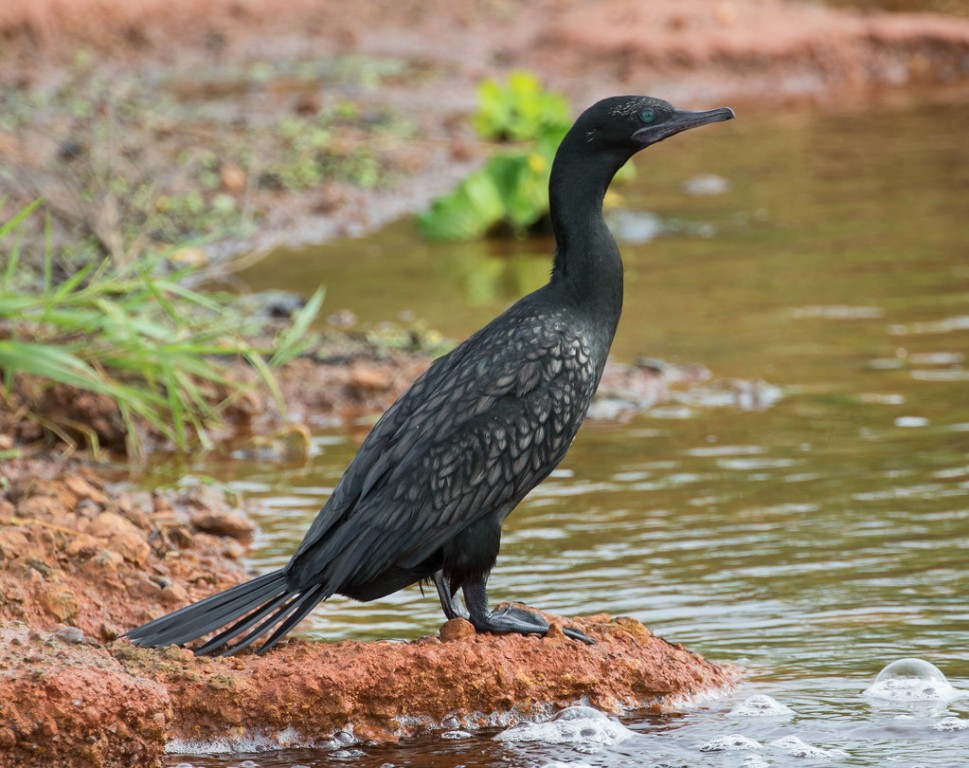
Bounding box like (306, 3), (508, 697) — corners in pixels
(548, 131), (630, 342)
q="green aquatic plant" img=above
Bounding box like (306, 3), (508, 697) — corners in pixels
(472, 70), (571, 143)
(0, 203), (323, 457)
(418, 146), (559, 240)
(419, 72), (633, 240)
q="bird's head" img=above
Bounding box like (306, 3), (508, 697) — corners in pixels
(573, 96), (735, 157)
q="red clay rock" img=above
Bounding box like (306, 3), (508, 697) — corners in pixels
(151, 613), (729, 746)
(88, 511), (151, 565)
(0, 457), (732, 768)
(439, 617), (477, 642)
(0, 459), (249, 640)
(0, 623), (170, 768)
(0, 615), (730, 767)
(62, 475), (109, 507)
(189, 510), (255, 540)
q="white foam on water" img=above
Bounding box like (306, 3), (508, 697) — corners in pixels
(730, 694), (795, 718)
(166, 735), (282, 755)
(165, 724), (346, 754)
(539, 762), (595, 768)
(698, 733), (763, 752)
(495, 706), (635, 746)
(863, 658), (964, 703)
(741, 757), (771, 768)
(770, 735), (848, 759)
(933, 716), (969, 732)
(669, 681), (736, 711)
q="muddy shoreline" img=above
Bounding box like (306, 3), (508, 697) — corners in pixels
(3, 1), (969, 766)
(2, 1), (969, 262)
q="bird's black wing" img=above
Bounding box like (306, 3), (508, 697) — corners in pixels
(285, 301), (600, 595)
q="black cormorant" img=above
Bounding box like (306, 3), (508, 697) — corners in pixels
(126, 96), (734, 655)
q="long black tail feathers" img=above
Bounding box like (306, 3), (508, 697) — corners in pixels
(123, 570), (327, 656)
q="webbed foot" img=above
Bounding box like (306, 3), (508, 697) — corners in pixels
(461, 580), (595, 644)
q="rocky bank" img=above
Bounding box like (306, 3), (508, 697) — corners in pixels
(0, 458), (731, 767)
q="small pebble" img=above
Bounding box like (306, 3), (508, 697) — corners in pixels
(54, 626), (86, 644)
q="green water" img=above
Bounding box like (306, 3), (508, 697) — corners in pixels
(165, 88), (969, 766)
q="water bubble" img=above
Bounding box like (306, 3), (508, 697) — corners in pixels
(730, 694), (795, 718)
(770, 735), (848, 759)
(698, 733), (763, 752)
(933, 716), (969, 732)
(334, 730), (356, 746)
(495, 706), (634, 746)
(863, 658), (962, 703)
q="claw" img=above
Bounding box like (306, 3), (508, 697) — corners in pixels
(563, 626), (595, 644)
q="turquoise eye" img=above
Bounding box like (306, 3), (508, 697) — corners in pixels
(640, 109), (655, 124)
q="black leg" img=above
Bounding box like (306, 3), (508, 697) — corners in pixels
(433, 570), (469, 621)
(461, 577), (594, 644)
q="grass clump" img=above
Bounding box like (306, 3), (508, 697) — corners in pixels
(0, 203), (323, 457)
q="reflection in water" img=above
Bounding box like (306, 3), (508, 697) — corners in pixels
(165, 91), (969, 766)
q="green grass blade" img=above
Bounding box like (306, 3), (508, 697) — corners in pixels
(270, 286), (324, 367)
(246, 350), (286, 417)
(0, 340), (117, 395)
(0, 199), (42, 241)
